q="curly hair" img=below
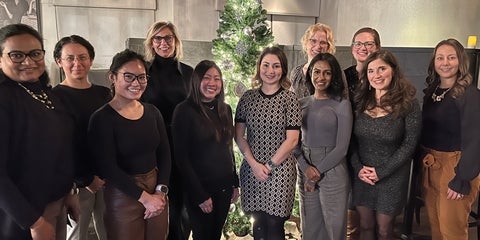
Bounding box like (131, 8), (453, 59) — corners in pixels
(424, 38), (472, 101)
(301, 23), (336, 56)
(306, 53), (346, 100)
(354, 50), (416, 119)
(251, 46), (291, 90)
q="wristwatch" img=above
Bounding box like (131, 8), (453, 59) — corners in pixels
(266, 160), (277, 170)
(155, 185), (169, 195)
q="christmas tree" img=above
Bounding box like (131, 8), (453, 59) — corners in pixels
(213, 0), (274, 111)
(213, 0), (274, 237)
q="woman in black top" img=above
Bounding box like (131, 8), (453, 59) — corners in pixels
(421, 39), (480, 240)
(142, 21), (193, 240)
(88, 49), (171, 240)
(172, 60), (239, 240)
(0, 23), (75, 240)
(52, 35), (111, 240)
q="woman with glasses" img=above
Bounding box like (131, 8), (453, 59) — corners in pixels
(0, 23), (76, 240)
(171, 60), (239, 239)
(142, 21), (193, 240)
(290, 23), (335, 99)
(88, 49), (171, 240)
(52, 35), (111, 240)
(343, 27), (381, 240)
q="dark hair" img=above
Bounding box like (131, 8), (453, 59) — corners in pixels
(306, 53), (346, 100)
(351, 27), (381, 48)
(188, 60), (234, 142)
(53, 35), (95, 60)
(355, 50), (416, 118)
(424, 38), (472, 100)
(252, 46), (290, 90)
(0, 24), (49, 86)
(108, 49), (148, 93)
(0, 23), (43, 54)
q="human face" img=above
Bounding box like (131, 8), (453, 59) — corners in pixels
(352, 32), (378, 63)
(111, 60), (147, 101)
(434, 44), (459, 83)
(311, 60), (332, 95)
(367, 58), (393, 93)
(259, 54), (282, 87)
(152, 27), (175, 58)
(0, 34), (45, 82)
(56, 43), (92, 81)
(307, 30), (329, 60)
(200, 67), (222, 102)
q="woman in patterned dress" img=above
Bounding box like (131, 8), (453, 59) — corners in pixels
(234, 46), (301, 239)
(351, 50), (421, 240)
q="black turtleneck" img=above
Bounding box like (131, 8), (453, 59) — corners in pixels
(142, 55), (193, 131)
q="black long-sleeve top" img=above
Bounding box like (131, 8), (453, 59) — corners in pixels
(171, 100), (239, 205)
(88, 103), (171, 200)
(421, 85), (480, 194)
(0, 73), (75, 231)
(142, 55), (193, 130)
(52, 84), (111, 187)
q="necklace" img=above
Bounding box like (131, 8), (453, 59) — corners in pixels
(431, 85), (452, 102)
(17, 82), (55, 109)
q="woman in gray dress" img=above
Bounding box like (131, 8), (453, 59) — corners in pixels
(293, 53), (352, 240)
(351, 50), (421, 240)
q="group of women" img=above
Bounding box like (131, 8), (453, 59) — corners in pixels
(0, 19), (479, 240)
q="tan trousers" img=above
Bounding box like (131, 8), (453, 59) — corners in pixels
(43, 196), (68, 240)
(422, 148), (480, 240)
(104, 168), (169, 240)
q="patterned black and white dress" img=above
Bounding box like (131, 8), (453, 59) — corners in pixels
(235, 88), (301, 217)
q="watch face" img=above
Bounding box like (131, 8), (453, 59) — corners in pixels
(160, 186), (169, 195)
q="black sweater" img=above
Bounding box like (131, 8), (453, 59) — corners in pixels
(172, 100), (239, 205)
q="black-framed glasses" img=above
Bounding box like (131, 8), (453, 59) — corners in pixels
(61, 55), (90, 63)
(152, 35), (174, 44)
(115, 71), (149, 84)
(352, 41), (376, 49)
(4, 49), (45, 63)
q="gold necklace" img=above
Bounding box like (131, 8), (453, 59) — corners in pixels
(431, 85), (451, 102)
(17, 82), (55, 109)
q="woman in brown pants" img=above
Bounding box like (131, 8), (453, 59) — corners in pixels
(88, 49), (171, 240)
(420, 38), (480, 240)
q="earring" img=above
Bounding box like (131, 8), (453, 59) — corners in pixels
(368, 85), (371, 90)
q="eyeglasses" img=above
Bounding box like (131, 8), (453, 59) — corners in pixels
(4, 49), (45, 63)
(309, 39), (329, 46)
(115, 71), (149, 84)
(352, 41), (376, 49)
(152, 35), (174, 44)
(61, 55), (90, 63)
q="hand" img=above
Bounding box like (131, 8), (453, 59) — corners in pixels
(231, 188), (240, 203)
(304, 180), (316, 192)
(358, 166), (377, 185)
(252, 162), (270, 181)
(446, 188), (465, 200)
(139, 191), (166, 219)
(65, 193), (80, 222)
(30, 216), (55, 240)
(305, 166), (321, 182)
(199, 198), (213, 213)
(86, 176), (105, 193)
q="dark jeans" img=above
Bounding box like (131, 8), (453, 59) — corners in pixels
(186, 188), (233, 240)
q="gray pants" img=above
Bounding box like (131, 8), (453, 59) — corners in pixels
(298, 147), (350, 240)
(67, 188), (107, 240)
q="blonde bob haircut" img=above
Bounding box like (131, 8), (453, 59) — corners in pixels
(144, 21), (183, 61)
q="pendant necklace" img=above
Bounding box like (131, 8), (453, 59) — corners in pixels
(431, 84), (451, 102)
(17, 82), (55, 109)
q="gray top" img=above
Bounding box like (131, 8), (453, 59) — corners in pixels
(294, 96), (353, 173)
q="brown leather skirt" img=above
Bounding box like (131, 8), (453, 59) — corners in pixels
(103, 168), (169, 240)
